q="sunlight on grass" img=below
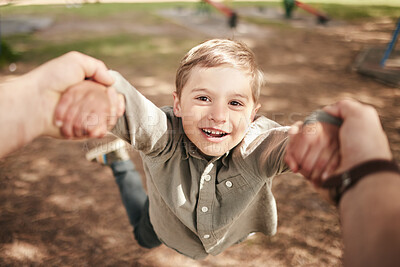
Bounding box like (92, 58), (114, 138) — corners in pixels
(1, 3), (196, 18)
(234, 2), (400, 21)
(4, 31), (200, 78)
(2, 1), (398, 73)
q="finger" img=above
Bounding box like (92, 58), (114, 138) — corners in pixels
(321, 148), (341, 181)
(72, 90), (96, 138)
(291, 124), (315, 172)
(87, 103), (109, 138)
(107, 87), (117, 114)
(60, 102), (82, 138)
(298, 143), (321, 179)
(89, 121), (107, 138)
(284, 151), (299, 173)
(74, 53), (114, 86)
(54, 88), (77, 127)
(322, 99), (362, 120)
(84, 112), (100, 136)
(309, 143), (337, 185)
(303, 122), (339, 181)
(72, 107), (89, 138)
(117, 94), (125, 117)
(106, 87), (118, 127)
(285, 121), (303, 172)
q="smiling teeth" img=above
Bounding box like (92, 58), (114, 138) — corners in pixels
(202, 129), (228, 137)
(204, 129), (224, 135)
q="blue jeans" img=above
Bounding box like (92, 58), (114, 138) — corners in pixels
(111, 160), (161, 249)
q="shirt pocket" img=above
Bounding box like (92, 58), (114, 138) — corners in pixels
(216, 174), (249, 196)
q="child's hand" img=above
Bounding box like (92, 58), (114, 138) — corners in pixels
(284, 120), (340, 186)
(54, 80), (125, 139)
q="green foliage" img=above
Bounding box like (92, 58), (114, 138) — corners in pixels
(2, 2), (195, 19)
(2, 1), (399, 71)
(312, 4), (400, 21)
(0, 40), (19, 67)
(5, 32), (201, 77)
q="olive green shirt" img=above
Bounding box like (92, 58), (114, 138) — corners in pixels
(110, 71), (290, 259)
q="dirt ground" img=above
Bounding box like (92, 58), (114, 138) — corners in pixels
(1, 5), (399, 266)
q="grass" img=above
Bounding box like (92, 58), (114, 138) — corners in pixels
(4, 31), (200, 77)
(310, 3), (400, 21)
(0, 40), (20, 67)
(1, 2), (399, 71)
(1, 2), (195, 18)
(0, 3), (203, 73)
(231, 1), (400, 21)
(3, 1), (399, 20)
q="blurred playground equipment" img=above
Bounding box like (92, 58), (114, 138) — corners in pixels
(202, 0), (237, 28)
(354, 18), (400, 87)
(284, 0), (329, 24)
(381, 18), (400, 69)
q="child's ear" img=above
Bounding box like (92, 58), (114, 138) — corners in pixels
(173, 91), (182, 117)
(251, 103), (261, 121)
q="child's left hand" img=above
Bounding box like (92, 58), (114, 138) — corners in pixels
(284, 120), (340, 186)
(54, 80), (125, 139)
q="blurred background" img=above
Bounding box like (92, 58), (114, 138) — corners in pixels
(0, 0), (399, 266)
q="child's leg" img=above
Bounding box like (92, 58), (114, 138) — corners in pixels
(111, 160), (146, 226)
(86, 139), (160, 248)
(133, 198), (162, 248)
(111, 160), (161, 249)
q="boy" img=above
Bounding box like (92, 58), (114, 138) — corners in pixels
(56, 39), (339, 259)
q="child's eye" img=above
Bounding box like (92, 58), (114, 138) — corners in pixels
(196, 96), (210, 102)
(229, 100), (243, 106)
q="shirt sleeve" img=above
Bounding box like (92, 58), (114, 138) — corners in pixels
(109, 70), (170, 156)
(238, 117), (291, 179)
(256, 128), (290, 178)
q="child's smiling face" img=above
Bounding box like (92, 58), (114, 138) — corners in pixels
(173, 66), (260, 157)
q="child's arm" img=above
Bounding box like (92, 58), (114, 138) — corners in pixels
(55, 70), (177, 156)
(54, 80), (125, 139)
(284, 112), (341, 186)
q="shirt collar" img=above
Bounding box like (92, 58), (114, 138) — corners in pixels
(182, 134), (230, 167)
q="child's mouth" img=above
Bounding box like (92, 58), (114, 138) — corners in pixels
(201, 128), (229, 138)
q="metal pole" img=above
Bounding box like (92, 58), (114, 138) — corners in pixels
(380, 18), (400, 67)
(0, 12), (2, 56)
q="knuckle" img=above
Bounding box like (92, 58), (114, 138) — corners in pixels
(301, 163), (311, 174)
(97, 59), (107, 69)
(339, 99), (353, 108)
(73, 120), (82, 130)
(315, 160), (326, 171)
(66, 51), (81, 60)
(62, 127), (72, 138)
(366, 105), (378, 117)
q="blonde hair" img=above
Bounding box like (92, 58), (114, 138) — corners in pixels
(175, 39), (264, 103)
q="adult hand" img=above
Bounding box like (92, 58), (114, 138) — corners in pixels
(322, 99), (392, 176)
(25, 51), (116, 137)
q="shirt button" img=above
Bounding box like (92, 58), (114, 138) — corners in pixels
(225, 181), (233, 188)
(204, 175), (211, 181)
(203, 234), (210, 239)
(201, 206), (208, 213)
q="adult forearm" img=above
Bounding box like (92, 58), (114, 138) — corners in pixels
(340, 172), (400, 267)
(0, 73), (59, 158)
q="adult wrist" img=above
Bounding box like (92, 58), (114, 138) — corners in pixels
(322, 159), (400, 205)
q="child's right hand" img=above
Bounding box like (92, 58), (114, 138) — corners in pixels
(54, 80), (125, 139)
(285, 120), (341, 186)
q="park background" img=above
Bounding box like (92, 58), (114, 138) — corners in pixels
(0, 0), (399, 266)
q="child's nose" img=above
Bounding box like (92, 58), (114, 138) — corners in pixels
(208, 104), (228, 123)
